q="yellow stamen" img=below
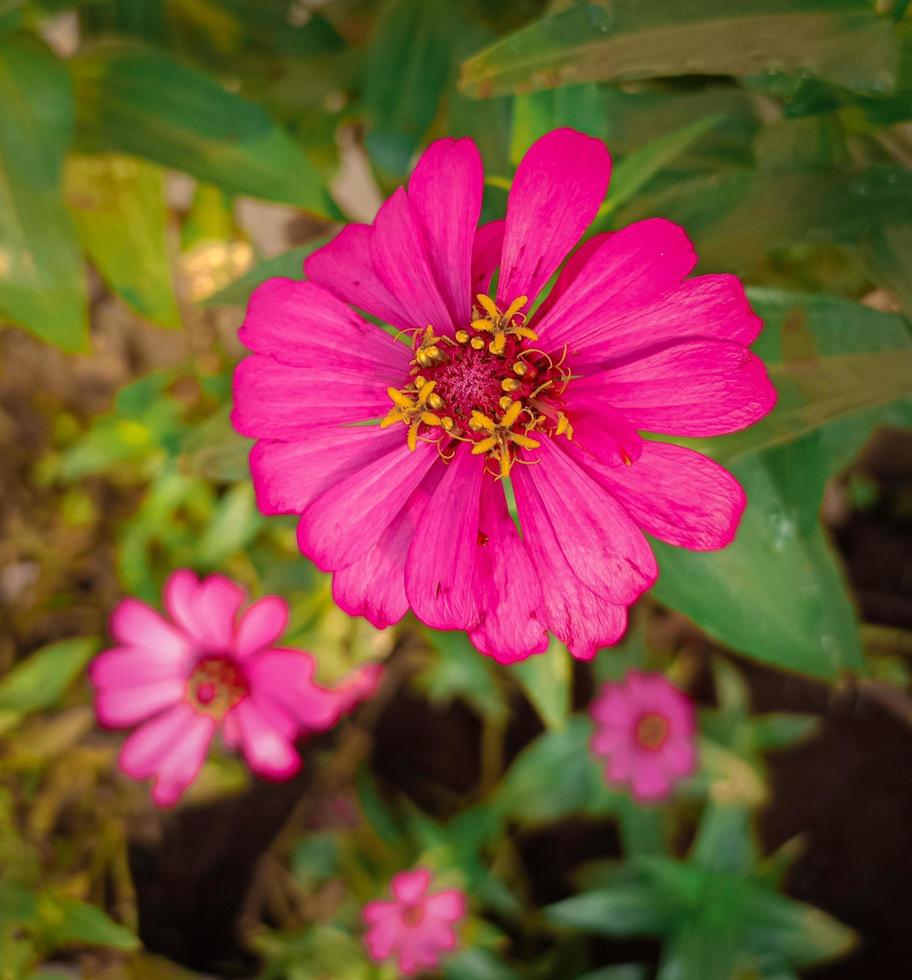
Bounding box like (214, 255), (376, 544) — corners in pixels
(455, 330), (470, 344)
(476, 293), (499, 318)
(472, 436), (497, 455)
(555, 412), (574, 439)
(470, 411), (495, 432)
(470, 337), (485, 350)
(501, 378), (520, 392)
(509, 432), (540, 450)
(501, 400), (523, 428)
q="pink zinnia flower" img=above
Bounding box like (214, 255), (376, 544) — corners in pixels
(89, 570), (380, 806)
(232, 128), (775, 664)
(362, 867), (466, 976)
(590, 670), (697, 802)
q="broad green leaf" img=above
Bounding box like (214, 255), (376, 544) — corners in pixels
(202, 238), (329, 306)
(65, 153), (179, 328)
(657, 918), (740, 980)
(0, 34), (87, 349)
(460, 0), (897, 98)
(690, 803), (756, 875)
(364, 0), (457, 173)
(0, 638), (98, 733)
(512, 637), (570, 730)
(711, 289), (912, 464)
(652, 434), (864, 679)
(72, 41), (335, 216)
(37, 895), (139, 951)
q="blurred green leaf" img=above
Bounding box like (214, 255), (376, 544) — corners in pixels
(444, 947), (522, 980)
(576, 968), (649, 980)
(690, 803), (755, 875)
(365, 0), (457, 173)
(66, 153), (179, 328)
(510, 82), (607, 165)
(37, 895), (139, 951)
(72, 41), (336, 215)
(0, 639), (98, 734)
(423, 632), (507, 722)
(195, 482), (262, 566)
(512, 638), (570, 730)
(0, 34), (87, 349)
(495, 716), (621, 823)
(750, 713), (820, 751)
(460, 0), (897, 98)
(546, 867), (673, 936)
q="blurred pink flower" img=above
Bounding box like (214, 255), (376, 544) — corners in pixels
(89, 570), (381, 806)
(233, 128), (775, 665)
(590, 671), (697, 802)
(362, 867), (466, 976)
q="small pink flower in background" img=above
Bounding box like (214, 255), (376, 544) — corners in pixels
(362, 867), (466, 976)
(89, 570), (381, 806)
(233, 127), (776, 664)
(590, 671), (697, 803)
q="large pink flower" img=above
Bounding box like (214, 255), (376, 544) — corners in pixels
(232, 128), (775, 664)
(89, 570), (380, 806)
(362, 867), (466, 976)
(589, 670), (697, 802)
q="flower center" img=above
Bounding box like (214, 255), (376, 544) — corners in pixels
(383, 293), (573, 477)
(401, 902), (426, 927)
(635, 712), (671, 751)
(187, 656), (249, 719)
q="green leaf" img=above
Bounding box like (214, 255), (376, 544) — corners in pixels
(0, 34), (87, 349)
(545, 869), (673, 937)
(657, 917), (740, 980)
(72, 41), (335, 216)
(422, 631), (507, 722)
(690, 803), (756, 875)
(509, 83), (607, 166)
(195, 482), (262, 566)
(738, 886), (855, 967)
(444, 948), (522, 980)
(364, 0), (457, 173)
(37, 895), (139, 951)
(202, 239), (329, 306)
(594, 115), (723, 226)
(495, 716), (621, 824)
(511, 637), (570, 730)
(460, 0), (897, 98)
(652, 434), (864, 679)
(750, 713), (820, 751)
(575, 968), (649, 980)
(65, 153), (179, 328)
(0, 638), (98, 733)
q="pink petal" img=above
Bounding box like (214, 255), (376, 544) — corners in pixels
(109, 598), (189, 658)
(590, 683), (636, 731)
(235, 595), (288, 657)
(405, 444), (484, 630)
(578, 340), (776, 437)
(560, 391), (644, 470)
(298, 437), (441, 571)
(95, 679), (185, 728)
(534, 219), (697, 351)
(662, 737), (698, 778)
(165, 572), (244, 652)
(468, 478), (548, 663)
(392, 868), (431, 904)
(605, 744), (635, 783)
(232, 697), (301, 780)
(305, 224), (412, 330)
(246, 649), (352, 732)
(89, 645), (189, 689)
(119, 702), (215, 806)
(249, 425), (406, 516)
(238, 278), (410, 378)
(532, 231), (611, 323)
(498, 128), (611, 306)
(232, 352), (394, 437)
(471, 219), (505, 296)
(331, 462), (445, 629)
(512, 467), (629, 659)
(333, 662), (383, 714)
(581, 441), (746, 551)
(629, 755), (675, 803)
(561, 273), (763, 371)
(363, 902), (402, 960)
(408, 137), (483, 326)
(370, 187), (453, 331)
(424, 890), (467, 923)
(513, 439), (657, 606)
